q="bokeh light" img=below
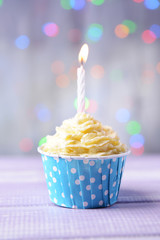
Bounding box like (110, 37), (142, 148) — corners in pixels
(131, 145), (144, 156)
(56, 74), (70, 88)
(39, 137), (47, 146)
(86, 99), (98, 113)
(15, 35), (30, 49)
(127, 121), (141, 135)
(133, 0), (144, 2)
(68, 28), (81, 43)
(156, 62), (160, 74)
(142, 68), (155, 84)
(110, 69), (123, 81)
(150, 24), (160, 38)
(122, 20), (137, 34)
(90, 65), (104, 79)
(60, 0), (72, 9)
(129, 134), (145, 147)
(74, 97), (89, 110)
(116, 108), (130, 123)
(19, 138), (33, 152)
(114, 24), (129, 38)
(0, 0), (3, 6)
(42, 22), (59, 37)
(51, 61), (65, 75)
(35, 104), (51, 122)
(86, 24), (103, 42)
(91, 0), (104, 5)
(70, 0), (86, 10)
(141, 30), (156, 44)
(144, 0), (160, 9)
(69, 65), (78, 80)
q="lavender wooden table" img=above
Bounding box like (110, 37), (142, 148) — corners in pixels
(0, 155), (160, 240)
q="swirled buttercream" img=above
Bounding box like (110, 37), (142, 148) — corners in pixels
(40, 113), (127, 156)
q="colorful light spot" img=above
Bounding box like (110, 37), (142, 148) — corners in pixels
(126, 121), (141, 135)
(122, 20), (137, 34)
(110, 69), (123, 81)
(116, 108), (130, 123)
(141, 30), (156, 44)
(144, 0), (160, 9)
(39, 137), (47, 146)
(42, 22), (59, 37)
(56, 74), (70, 88)
(129, 134), (145, 147)
(114, 24), (129, 38)
(142, 68), (155, 84)
(35, 104), (51, 122)
(71, 0), (86, 10)
(90, 65), (104, 79)
(131, 146), (144, 156)
(0, 0), (3, 6)
(156, 62), (160, 74)
(69, 65), (78, 80)
(19, 138), (33, 152)
(91, 0), (104, 5)
(15, 35), (30, 49)
(74, 97), (89, 110)
(68, 28), (81, 42)
(86, 24), (103, 42)
(51, 61), (65, 75)
(61, 0), (72, 9)
(133, 0), (144, 2)
(86, 99), (98, 113)
(150, 24), (160, 38)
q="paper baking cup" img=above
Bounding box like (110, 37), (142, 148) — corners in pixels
(38, 147), (130, 209)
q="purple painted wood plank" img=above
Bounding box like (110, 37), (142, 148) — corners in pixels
(0, 155), (160, 239)
(0, 203), (160, 239)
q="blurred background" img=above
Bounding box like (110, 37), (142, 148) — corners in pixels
(0, 0), (160, 156)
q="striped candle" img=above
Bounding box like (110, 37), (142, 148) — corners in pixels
(77, 44), (89, 113)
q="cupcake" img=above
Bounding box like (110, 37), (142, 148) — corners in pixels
(38, 112), (130, 209)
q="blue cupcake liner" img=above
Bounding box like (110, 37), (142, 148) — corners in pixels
(38, 147), (130, 209)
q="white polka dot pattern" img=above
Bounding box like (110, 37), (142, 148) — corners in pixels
(113, 181), (116, 187)
(104, 190), (108, 196)
(83, 202), (88, 207)
(53, 166), (57, 172)
(79, 175), (85, 181)
(110, 193), (113, 199)
(102, 175), (106, 181)
(90, 177), (95, 183)
(107, 163), (111, 169)
(48, 182), (51, 187)
(86, 185), (91, 190)
(99, 200), (103, 206)
(53, 177), (57, 183)
(98, 184), (102, 190)
(71, 168), (76, 174)
(89, 160), (95, 166)
(75, 179), (80, 185)
(83, 159), (88, 164)
(91, 194), (96, 200)
(41, 154), (127, 209)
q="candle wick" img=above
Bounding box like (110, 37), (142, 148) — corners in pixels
(81, 58), (84, 66)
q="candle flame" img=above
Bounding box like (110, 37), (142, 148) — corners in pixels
(78, 44), (89, 64)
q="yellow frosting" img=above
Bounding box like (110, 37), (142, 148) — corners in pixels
(40, 112), (127, 156)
